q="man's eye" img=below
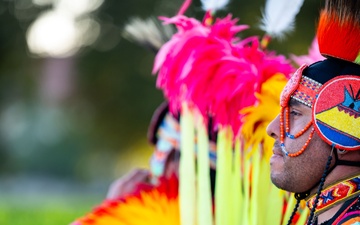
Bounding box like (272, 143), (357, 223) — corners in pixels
(290, 111), (301, 116)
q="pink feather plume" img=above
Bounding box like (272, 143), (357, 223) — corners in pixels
(152, 14), (295, 136)
(290, 37), (325, 66)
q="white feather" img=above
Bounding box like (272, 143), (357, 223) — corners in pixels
(259, 0), (304, 39)
(123, 17), (174, 51)
(201, 0), (230, 12)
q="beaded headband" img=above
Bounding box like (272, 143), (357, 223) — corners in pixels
(280, 64), (323, 108)
(292, 76), (322, 108)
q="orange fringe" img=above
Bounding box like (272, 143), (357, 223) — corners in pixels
(317, 11), (360, 63)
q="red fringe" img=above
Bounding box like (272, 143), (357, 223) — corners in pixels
(317, 11), (360, 63)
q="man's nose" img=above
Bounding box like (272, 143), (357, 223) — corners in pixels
(266, 114), (280, 139)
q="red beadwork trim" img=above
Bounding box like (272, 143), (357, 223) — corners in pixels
(307, 175), (360, 215)
(280, 64), (306, 107)
(292, 76), (322, 108)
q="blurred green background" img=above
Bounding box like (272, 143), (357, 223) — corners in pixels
(0, 0), (323, 224)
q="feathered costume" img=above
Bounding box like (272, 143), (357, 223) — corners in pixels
(71, 0), (322, 224)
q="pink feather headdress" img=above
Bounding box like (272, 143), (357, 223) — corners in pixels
(153, 14), (294, 136)
(290, 37), (325, 66)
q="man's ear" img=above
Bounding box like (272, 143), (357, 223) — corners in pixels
(339, 149), (360, 161)
(336, 148), (347, 155)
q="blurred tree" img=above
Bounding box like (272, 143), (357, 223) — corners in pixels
(0, 0), (324, 182)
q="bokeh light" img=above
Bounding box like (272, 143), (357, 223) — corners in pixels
(26, 0), (103, 58)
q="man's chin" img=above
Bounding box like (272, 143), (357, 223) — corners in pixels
(269, 165), (284, 179)
(270, 176), (309, 193)
(270, 174), (287, 190)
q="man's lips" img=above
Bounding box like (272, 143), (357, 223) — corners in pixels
(272, 140), (283, 156)
(270, 140), (284, 166)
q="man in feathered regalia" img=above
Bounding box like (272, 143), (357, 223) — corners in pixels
(267, 0), (360, 224)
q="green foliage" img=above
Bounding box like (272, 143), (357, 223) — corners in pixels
(0, 194), (103, 225)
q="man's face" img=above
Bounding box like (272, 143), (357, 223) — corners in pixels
(266, 99), (332, 193)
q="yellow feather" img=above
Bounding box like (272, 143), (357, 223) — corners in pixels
(179, 103), (196, 225)
(196, 116), (214, 225)
(215, 127), (233, 225)
(249, 146), (260, 225)
(231, 139), (243, 225)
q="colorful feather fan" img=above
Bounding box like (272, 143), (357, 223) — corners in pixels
(72, 175), (179, 225)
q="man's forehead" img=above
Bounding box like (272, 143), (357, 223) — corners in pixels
(289, 98), (302, 106)
(289, 98), (311, 110)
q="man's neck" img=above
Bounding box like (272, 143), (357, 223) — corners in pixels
(317, 204), (342, 224)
